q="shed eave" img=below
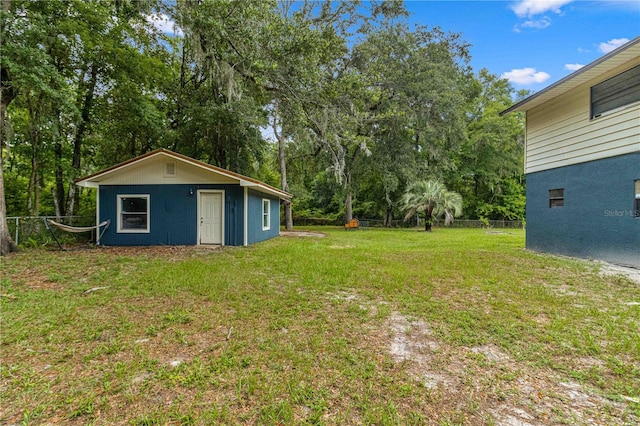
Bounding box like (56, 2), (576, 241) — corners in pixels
(76, 181), (99, 188)
(241, 181), (292, 200)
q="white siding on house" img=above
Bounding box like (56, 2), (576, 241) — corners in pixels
(97, 155), (238, 185)
(525, 59), (640, 174)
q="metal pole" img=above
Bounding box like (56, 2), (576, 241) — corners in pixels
(15, 217), (19, 246)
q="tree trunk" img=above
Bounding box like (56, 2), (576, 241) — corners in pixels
(54, 132), (64, 218)
(0, 0), (18, 255)
(384, 205), (393, 227)
(51, 187), (61, 219)
(279, 158), (293, 230)
(26, 93), (41, 216)
(67, 63), (98, 216)
(425, 208), (433, 232)
(27, 154), (39, 216)
(345, 192), (353, 223)
(171, 39), (188, 152)
(66, 184), (75, 220)
(345, 172), (353, 223)
(0, 151), (16, 255)
(273, 105), (293, 230)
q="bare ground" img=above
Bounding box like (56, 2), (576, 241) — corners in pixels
(598, 262), (640, 284)
(329, 290), (637, 426)
(384, 309), (633, 425)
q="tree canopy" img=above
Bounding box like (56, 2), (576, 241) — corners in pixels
(0, 0), (526, 254)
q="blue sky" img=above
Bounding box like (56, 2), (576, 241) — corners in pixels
(404, 0), (640, 91)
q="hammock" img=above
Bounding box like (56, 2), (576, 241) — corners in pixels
(47, 219), (110, 233)
(44, 219), (110, 250)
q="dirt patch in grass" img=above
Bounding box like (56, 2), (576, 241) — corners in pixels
(320, 287), (637, 424)
(280, 231), (326, 238)
(6, 267), (65, 291)
(598, 262), (640, 284)
(379, 307), (635, 425)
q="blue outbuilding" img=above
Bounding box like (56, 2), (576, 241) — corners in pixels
(76, 149), (291, 247)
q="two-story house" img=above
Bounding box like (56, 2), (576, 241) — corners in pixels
(502, 37), (639, 268)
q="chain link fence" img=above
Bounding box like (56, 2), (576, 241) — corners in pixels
(7, 216), (97, 248)
(7, 215), (523, 248)
(436, 219), (525, 229)
(288, 217), (524, 229)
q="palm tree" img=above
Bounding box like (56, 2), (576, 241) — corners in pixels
(439, 190), (463, 226)
(400, 180), (463, 231)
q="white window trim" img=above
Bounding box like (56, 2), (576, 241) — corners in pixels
(262, 198), (270, 231)
(117, 194), (150, 233)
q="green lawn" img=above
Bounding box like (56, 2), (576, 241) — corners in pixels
(1, 228), (638, 425)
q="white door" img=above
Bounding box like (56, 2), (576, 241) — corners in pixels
(200, 192), (222, 244)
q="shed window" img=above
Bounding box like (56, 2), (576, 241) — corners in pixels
(262, 199), (270, 230)
(591, 64), (640, 119)
(549, 189), (564, 208)
(635, 180), (640, 218)
(117, 195), (150, 232)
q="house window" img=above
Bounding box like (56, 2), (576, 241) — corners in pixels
(549, 189), (564, 208)
(117, 195), (150, 232)
(591, 64), (640, 119)
(262, 199), (270, 230)
(635, 180), (640, 218)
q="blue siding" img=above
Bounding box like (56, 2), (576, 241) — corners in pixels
(219, 185), (245, 246)
(526, 152), (640, 267)
(246, 189), (280, 245)
(99, 184), (245, 246)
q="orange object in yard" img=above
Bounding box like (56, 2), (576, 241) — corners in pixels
(344, 218), (359, 230)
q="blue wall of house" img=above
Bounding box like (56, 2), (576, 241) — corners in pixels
(526, 152), (640, 267)
(246, 189), (280, 245)
(98, 184), (245, 246)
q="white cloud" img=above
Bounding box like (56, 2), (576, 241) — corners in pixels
(511, 0), (574, 17)
(565, 63), (584, 71)
(598, 38), (630, 53)
(501, 68), (551, 85)
(146, 13), (183, 36)
(520, 16), (552, 29)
